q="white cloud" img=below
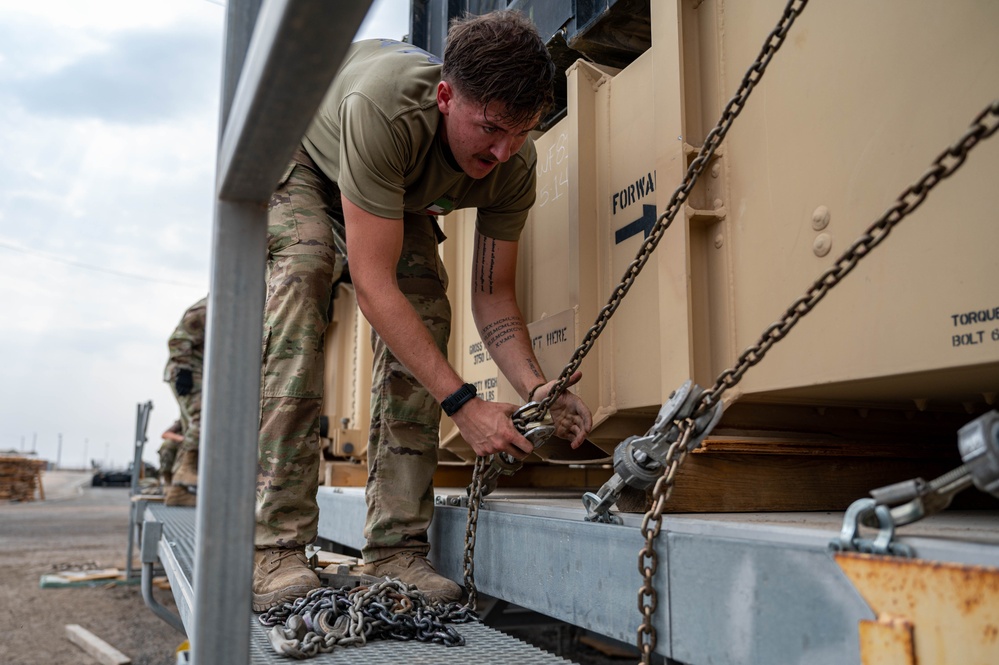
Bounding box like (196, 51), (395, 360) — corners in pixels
(0, 0), (413, 468)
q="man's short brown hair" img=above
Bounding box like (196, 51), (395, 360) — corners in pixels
(442, 10), (555, 127)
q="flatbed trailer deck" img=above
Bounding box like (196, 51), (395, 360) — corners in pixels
(141, 491), (999, 664)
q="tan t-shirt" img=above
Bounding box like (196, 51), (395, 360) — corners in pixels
(302, 39), (537, 242)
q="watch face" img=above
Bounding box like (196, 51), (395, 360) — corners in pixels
(444, 383), (477, 415)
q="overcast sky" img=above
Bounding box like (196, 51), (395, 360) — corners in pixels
(0, 0), (410, 469)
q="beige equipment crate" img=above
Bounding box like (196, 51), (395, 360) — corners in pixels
(323, 0), (998, 507)
(321, 283), (372, 463)
(443, 0), (999, 508)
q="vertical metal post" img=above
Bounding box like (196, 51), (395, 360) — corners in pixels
(131, 401), (153, 495)
(219, 0), (264, 129)
(127, 400), (153, 581)
(189, 2), (372, 662)
(191, 3), (265, 663)
(192, 201), (267, 665)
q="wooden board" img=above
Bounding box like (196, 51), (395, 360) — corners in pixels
(652, 454), (994, 513)
(65, 624), (131, 665)
(322, 460), (614, 490)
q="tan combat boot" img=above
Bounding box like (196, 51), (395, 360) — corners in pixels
(252, 548), (321, 612)
(164, 450), (197, 507)
(362, 551), (462, 604)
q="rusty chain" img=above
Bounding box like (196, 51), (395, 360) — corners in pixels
(636, 99), (999, 663)
(462, 455), (488, 610)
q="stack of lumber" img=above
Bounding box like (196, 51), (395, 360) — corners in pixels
(0, 455), (46, 501)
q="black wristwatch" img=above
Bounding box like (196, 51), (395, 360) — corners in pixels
(441, 383), (477, 416)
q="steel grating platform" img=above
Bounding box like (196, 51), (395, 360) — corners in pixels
(144, 504), (575, 664)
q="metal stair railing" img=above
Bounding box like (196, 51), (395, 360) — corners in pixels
(194, 2), (373, 663)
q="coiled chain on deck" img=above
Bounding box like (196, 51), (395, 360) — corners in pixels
(258, 579), (476, 659)
(637, 99), (999, 663)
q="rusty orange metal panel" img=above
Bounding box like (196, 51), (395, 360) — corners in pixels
(858, 615), (916, 665)
(836, 552), (999, 665)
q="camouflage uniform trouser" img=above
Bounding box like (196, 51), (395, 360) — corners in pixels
(258, 147), (450, 563)
(169, 382), (202, 469)
(158, 438), (179, 479)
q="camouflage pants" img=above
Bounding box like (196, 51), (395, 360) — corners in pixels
(258, 147), (450, 560)
(158, 438), (180, 479)
(169, 382), (201, 469)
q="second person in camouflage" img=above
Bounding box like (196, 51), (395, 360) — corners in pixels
(163, 296), (207, 507)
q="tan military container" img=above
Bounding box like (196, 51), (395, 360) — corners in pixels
(438, 208), (491, 463)
(438, 0), (998, 507)
(321, 283), (372, 462)
(323, 0), (998, 506)
(505, 0), (998, 433)
(680, 0), (999, 408)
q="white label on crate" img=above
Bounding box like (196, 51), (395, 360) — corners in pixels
(527, 309), (576, 379)
(493, 309), (576, 403)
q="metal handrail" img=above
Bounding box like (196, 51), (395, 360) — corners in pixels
(193, 2), (373, 663)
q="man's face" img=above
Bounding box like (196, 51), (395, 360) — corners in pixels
(437, 81), (539, 179)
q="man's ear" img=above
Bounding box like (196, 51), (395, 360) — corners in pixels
(437, 81), (454, 116)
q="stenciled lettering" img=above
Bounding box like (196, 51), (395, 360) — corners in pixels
(951, 306), (999, 327)
(612, 171), (656, 214)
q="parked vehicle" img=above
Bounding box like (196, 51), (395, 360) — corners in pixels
(92, 462), (157, 487)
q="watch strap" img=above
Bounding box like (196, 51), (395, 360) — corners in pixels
(441, 383), (477, 416)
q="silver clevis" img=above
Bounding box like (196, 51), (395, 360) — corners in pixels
(830, 409), (999, 557)
(476, 401), (556, 496)
(582, 380), (724, 524)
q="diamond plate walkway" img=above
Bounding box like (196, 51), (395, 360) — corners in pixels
(144, 504), (575, 665)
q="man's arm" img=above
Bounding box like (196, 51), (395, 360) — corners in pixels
(342, 196), (535, 460)
(167, 299), (207, 372)
(471, 231), (592, 448)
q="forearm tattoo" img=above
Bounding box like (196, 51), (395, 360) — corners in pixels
(481, 317), (543, 382)
(481, 316), (522, 349)
(473, 235), (496, 294)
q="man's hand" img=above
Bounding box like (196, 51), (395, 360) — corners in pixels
(451, 398), (535, 460)
(175, 369), (194, 396)
(161, 430), (184, 443)
(530, 370), (592, 449)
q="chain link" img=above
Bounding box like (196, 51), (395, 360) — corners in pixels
(462, 456), (488, 611)
(637, 421), (694, 660)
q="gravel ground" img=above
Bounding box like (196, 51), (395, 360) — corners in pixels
(0, 472), (642, 665)
(0, 471), (183, 665)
